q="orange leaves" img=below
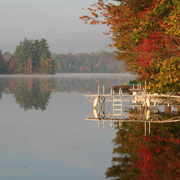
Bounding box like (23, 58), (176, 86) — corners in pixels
(80, 0), (180, 92)
(26, 58), (33, 73)
(91, 12), (98, 18)
(103, 32), (110, 35)
(43, 58), (53, 74)
(9, 60), (15, 72)
(27, 78), (32, 91)
(79, 66), (84, 72)
(45, 58), (53, 67)
(90, 20), (100, 25)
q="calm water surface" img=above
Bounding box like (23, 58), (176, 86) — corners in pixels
(0, 73), (133, 180)
(0, 73), (179, 180)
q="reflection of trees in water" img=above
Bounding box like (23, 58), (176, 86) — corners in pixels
(0, 78), (9, 99)
(55, 76), (133, 93)
(1, 75), (134, 110)
(106, 120), (180, 179)
(9, 78), (54, 111)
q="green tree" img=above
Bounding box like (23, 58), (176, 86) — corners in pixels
(13, 38), (54, 74)
(32, 39), (40, 72)
(14, 39), (33, 73)
(0, 49), (7, 73)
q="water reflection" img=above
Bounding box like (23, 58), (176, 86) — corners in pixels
(85, 88), (180, 179)
(105, 119), (180, 180)
(0, 74), (136, 180)
(8, 78), (54, 111)
(0, 74), (134, 111)
(85, 88), (180, 132)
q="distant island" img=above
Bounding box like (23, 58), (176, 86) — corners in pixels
(0, 38), (126, 74)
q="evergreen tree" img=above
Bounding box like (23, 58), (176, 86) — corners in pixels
(39, 38), (51, 59)
(0, 49), (7, 73)
(32, 39), (40, 72)
(39, 39), (52, 73)
(14, 39), (33, 73)
(13, 38), (54, 74)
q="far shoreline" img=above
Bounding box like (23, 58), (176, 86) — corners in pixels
(0, 73), (135, 78)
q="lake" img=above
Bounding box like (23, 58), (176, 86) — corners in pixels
(0, 73), (179, 180)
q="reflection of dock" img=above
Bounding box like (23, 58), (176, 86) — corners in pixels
(85, 115), (180, 136)
(85, 85), (180, 135)
(85, 115), (180, 123)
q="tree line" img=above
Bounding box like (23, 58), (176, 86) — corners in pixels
(53, 51), (126, 73)
(0, 44), (126, 74)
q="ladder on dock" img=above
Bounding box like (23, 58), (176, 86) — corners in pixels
(112, 88), (123, 115)
(113, 99), (122, 115)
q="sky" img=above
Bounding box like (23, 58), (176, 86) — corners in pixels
(0, 0), (112, 54)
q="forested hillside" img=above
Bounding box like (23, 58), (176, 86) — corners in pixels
(53, 51), (126, 73)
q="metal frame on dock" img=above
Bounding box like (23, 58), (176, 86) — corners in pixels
(85, 84), (180, 135)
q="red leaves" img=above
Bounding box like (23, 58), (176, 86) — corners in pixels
(90, 20), (100, 25)
(133, 132), (180, 180)
(9, 60), (15, 72)
(27, 78), (32, 91)
(26, 58), (33, 73)
(80, 0), (180, 92)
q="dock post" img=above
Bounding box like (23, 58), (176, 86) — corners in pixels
(165, 106), (171, 115)
(98, 86), (100, 119)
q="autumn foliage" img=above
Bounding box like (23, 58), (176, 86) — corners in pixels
(80, 0), (180, 93)
(106, 121), (180, 179)
(9, 59), (15, 72)
(43, 58), (53, 74)
(26, 58), (33, 73)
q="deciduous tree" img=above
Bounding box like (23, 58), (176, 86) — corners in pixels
(80, 0), (180, 93)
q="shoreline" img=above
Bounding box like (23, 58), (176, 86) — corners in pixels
(0, 73), (135, 78)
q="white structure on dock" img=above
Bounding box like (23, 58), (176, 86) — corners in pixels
(85, 85), (180, 135)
